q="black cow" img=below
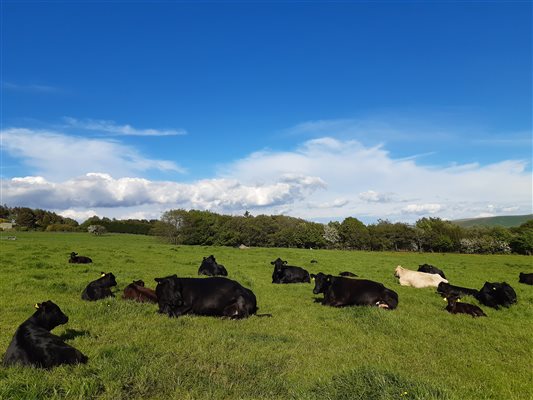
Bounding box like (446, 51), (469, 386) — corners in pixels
(3, 301), (88, 368)
(475, 282), (517, 309)
(198, 255), (228, 277)
(69, 252), (92, 264)
(311, 272), (398, 310)
(437, 282), (479, 298)
(444, 295), (486, 318)
(519, 272), (533, 285)
(417, 264), (446, 279)
(339, 271), (358, 277)
(271, 258), (310, 284)
(81, 272), (117, 301)
(155, 275), (258, 319)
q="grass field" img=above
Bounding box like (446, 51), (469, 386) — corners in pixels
(0, 232), (532, 400)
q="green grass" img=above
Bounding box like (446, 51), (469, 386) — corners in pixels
(452, 214), (533, 228)
(1, 232), (532, 400)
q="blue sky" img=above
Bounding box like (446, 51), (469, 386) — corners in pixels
(1, 1), (531, 223)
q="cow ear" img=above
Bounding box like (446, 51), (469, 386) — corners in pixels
(270, 261), (275, 265)
(100, 272), (106, 277)
(154, 277), (163, 283)
(310, 274), (316, 279)
(326, 274), (333, 282)
(34, 303), (41, 309)
(203, 257), (206, 260)
(283, 260), (288, 265)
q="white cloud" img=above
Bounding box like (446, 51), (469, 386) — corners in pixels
(2, 82), (61, 93)
(1, 128), (185, 180)
(1, 130), (531, 223)
(359, 190), (394, 203)
(63, 117), (186, 136)
(1, 173), (325, 213)
(220, 137), (532, 221)
(402, 203), (442, 215)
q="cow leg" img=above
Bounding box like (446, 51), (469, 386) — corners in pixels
(223, 297), (249, 319)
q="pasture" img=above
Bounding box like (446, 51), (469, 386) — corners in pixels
(0, 232), (532, 400)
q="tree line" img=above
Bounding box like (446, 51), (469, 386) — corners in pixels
(2, 205), (531, 255)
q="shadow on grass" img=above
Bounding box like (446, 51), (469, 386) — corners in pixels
(59, 329), (91, 341)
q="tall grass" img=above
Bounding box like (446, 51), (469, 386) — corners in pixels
(0, 232), (531, 399)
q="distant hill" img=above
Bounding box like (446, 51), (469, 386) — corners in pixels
(452, 214), (533, 228)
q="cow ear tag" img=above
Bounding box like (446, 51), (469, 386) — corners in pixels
(34, 303), (40, 309)
(101, 273), (106, 277)
(311, 277), (315, 281)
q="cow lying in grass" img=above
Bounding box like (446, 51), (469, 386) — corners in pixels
(81, 272), (117, 301)
(198, 255), (228, 277)
(311, 273), (398, 310)
(444, 295), (486, 318)
(394, 266), (448, 288)
(437, 282), (479, 298)
(476, 282), (517, 309)
(3, 301), (88, 368)
(155, 275), (259, 319)
(271, 258), (311, 284)
(122, 280), (157, 303)
(519, 272), (533, 285)
(69, 252), (92, 264)
(417, 264), (446, 279)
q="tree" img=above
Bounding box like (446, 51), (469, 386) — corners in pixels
(323, 222), (340, 248)
(14, 207), (36, 229)
(339, 217), (370, 250)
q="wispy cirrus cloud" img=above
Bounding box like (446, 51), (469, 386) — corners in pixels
(1, 128), (186, 180)
(2, 82), (62, 93)
(63, 117), (187, 136)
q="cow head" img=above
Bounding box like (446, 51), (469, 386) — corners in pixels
(270, 258), (287, 270)
(33, 300), (69, 330)
(311, 272), (332, 295)
(394, 266), (403, 278)
(70, 252), (78, 258)
(98, 272), (117, 288)
(154, 275), (183, 314)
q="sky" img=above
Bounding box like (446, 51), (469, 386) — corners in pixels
(1, 1), (532, 224)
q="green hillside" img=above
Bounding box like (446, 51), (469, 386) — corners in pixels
(452, 214), (533, 228)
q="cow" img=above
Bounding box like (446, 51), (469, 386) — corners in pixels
(311, 272), (398, 309)
(68, 252), (92, 264)
(339, 271), (358, 277)
(476, 282), (517, 309)
(81, 272), (117, 301)
(271, 258), (311, 284)
(154, 275), (258, 319)
(3, 301), (88, 368)
(198, 255), (228, 277)
(122, 280), (157, 303)
(519, 272), (533, 285)
(437, 282), (479, 298)
(417, 264), (446, 279)
(444, 295), (486, 318)
(394, 266), (448, 288)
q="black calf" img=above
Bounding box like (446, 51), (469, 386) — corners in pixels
(69, 252), (92, 264)
(198, 255), (228, 277)
(445, 295), (486, 317)
(3, 301), (88, 368)
(271, 258), (310, 284)
(437, 282), (479, 298)
(81, 272), (117, 301)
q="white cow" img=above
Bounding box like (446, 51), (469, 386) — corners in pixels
(394, 265), (448, 288)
